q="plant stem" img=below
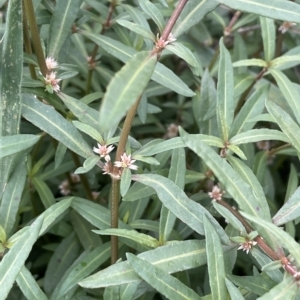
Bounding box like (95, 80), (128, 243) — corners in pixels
(109, 0), (189, 265)
(85, 1), (116, 95)
(161, 0), (189, 40)
(234, 68), (267, 116)
(23, 0), (48, 76)
(267, 143), (291, 157)
(110, 96), (142, 264)
(22, 1), (37, 80)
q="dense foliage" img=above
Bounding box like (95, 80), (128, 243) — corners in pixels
(2, 0), (300, 299)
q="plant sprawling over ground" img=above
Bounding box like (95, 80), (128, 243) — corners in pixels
(2, 0), (300, 299)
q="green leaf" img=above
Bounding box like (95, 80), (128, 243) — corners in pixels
(0, 0), (23, 200)
(0, 135), (40, 158)
(93, 229), (159, 249)
(203, 216), (227, 300)
(166, 42), (201, 76)
(229, 129), (289, 145)
(138, 0), (165, 33)
(160, 148), (185, 243)
(44, 232), (81, 295)
(180, 128), (268, 219)
(269, 55), (300, 71)
(39, 197), (73, 236)
(266, 101), (300, 153)
(232, 59), (268, 68)
(58, 93), (101, 129)
(123, 182), (155, 202)
(241, 211), (300, 265)
(273, 187), (300, 226)
(226, 156), (271, 221)
(120, 168), (132, 197)
(79, 240), (233, 288)
(72, 121), (104, 143)
(172, 0), (219, 38)
(132, 174), (230, 244)
(104, 286), (120, 300)
(16, 266), (48, 300)
(0, 217), (43, 300)
(228, 274), (276, 296)
(55, 142), (67, 169)
(99, 51), (157, 132)
(213, 202), (246, 233)
(230, 85), (267, 137)
(74, 155), (100, 174)
(127, 253), (202, 300)
(116, 20), (155, 42)
(48, 0), (83, 58)
(71, 197), (149, 251)
(70, 211), (102, 250)
(0, 159), (27, 236)
(50, 243), (111, 299)
(216, 0), (300, 23)
(269, 69), (300, 124)
(225, 278), (245, 300)
(227, 144), (247, 160)
(260, 17), (275, 62)
(251, 248), (283, 283)
(133, 137), (185, 156)
(258, 276), (297, 300)
(81, 32), (195, 97)
(217, 38), (234, 142)
(31, 177), (56, 209)
(22, 94), (93, 158)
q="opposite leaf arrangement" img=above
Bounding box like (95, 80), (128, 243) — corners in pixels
(2, 0), (300, 299)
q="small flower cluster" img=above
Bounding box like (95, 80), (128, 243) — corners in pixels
(43, 57), (61, 93)
(208, 185), (225, 201)
(59, 173), (80, 196)
(237, 240), (257, 254)
(278, 21), (296, 34)
(155, 33), (176, 50)
(93, 143), (138, 178)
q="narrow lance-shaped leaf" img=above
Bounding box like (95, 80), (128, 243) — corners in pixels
(260, 17), (276, 62)
(258, 276), (298, 300)
(22, 94), (93, 158)
(203, 216), (227, 300)
(126, 253), (202, 300)
(99, 51), (157, 133)
(116, 20), (156, 42)
(0, 0), (23, 199)
(217, 38), (234, 142)
(138, 0), (165, 33)
(160, 148), (185, 243)
(269, 69), (300, 125)
(241, 211), (300, 265)
(273, 187), (300, 226)
(216, 0), (300, 23)
(16, 266), (48, 300)
(172, 0), (219, 38)
(0, 159), (27, 236)
(266, 100), (300, 153)
(132, 173), (230, 245)
(48, 0), (83, 58)
(180, 128), (265, 219)
(81, 32), (195, 97)
(79, 240), (234, 288)
(0, 135), (40, 158)
(0, 217), (43, 300)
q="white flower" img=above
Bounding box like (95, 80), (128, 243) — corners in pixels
(102, 161), (112, 175)
(59, 180), (70, 196)
(278, 22), (296, 34)
(114, 153), (138, 170)
(45, 57), (59, 70)
(208, 185), (225, 201)
(93, 143), (114, 161)
(155, 33), (176, 50)
(44, 72), (61, 92)
(238, 240), (257, 254)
